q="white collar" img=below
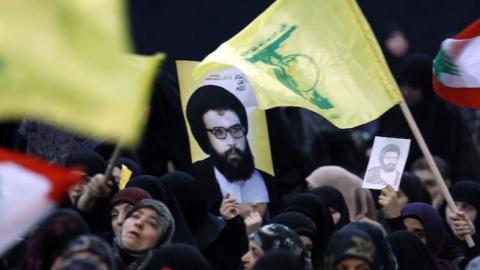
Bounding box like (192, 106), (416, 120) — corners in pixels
(214, 167), (269, 203)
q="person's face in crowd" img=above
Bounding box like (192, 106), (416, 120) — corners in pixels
(329, 207), (341, 225)
(51, 251), (109, 270)
(397, 190), (409, 209)
(241, 239), (265, 270)
(299, 235), (313, 259)
(68, 170), (88, 204)
(334, 257), (372, 270)
(385, 30), (409, 58)
(121, 207), (160, 251)
(446, 201), (478, 227)
(381, 151), (399, 172)
(414, 169), (444, 208)
(403, 217), (427, 245)
(111, 202), (133, 235)
(239, 203), (267, 218)
(401, 85), (423, 106)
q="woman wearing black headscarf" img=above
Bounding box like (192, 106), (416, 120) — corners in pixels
(308, 186), (350, 229)
(442, 180), (480, 269)
(284, 193), (335, 268)
(160, 171), (248, 270)
(62, 150), (115, 236)
(126, 175), (196, 246)
(386, 230), (437, 270)
(268, 212), (318, 268)
(113, 199), (175, 270)
(19, 209), (90, 270)
(148, 243), (213, 270)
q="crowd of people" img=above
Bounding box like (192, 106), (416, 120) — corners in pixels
(1, 2), (480, 270)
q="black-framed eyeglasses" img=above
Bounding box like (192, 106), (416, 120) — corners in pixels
(206, 124), (246, 139)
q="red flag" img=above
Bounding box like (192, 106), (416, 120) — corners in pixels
(432, 19), (480, 108)
(0, 148), (81, 255)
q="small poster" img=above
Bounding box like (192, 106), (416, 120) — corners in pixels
(362, 136), (411, 191)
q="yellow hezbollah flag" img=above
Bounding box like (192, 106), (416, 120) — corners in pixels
(194, 0), (403, 128)
(0, 0), (164, 146)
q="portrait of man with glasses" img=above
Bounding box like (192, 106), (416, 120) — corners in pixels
(186, 84), (276, 215)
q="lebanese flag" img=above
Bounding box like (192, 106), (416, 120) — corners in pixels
(0, 148), (81, 255)
(433, 19), (480, 108)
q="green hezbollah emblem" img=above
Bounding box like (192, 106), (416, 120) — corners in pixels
(242, 24), (334, 110)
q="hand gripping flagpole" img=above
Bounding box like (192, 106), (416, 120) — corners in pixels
(399, 100), (475, 247)
(104, 143), (122, 185)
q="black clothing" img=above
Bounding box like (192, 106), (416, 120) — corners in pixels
(148, 243), (213, 270)
(308, 186), (350, 229)
(160, 171), (248, 270)
(387, 230), (438, 270)
(191, 157), (280, 216)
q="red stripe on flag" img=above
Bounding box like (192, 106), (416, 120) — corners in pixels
(455, 19), (480, 40)
(432, 77), (480, 108)
(0, 148), (81, 202)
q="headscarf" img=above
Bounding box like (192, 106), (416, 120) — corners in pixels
(306, 166), (377, 222)
(110, 187), (151, 210)
(126, 175), (196, 246)
(386, 230), (437, 270)
(251, 224), (304, 257)
(55, 258), (103, 270)
(59, 234), (117, 270)
(147, 243), (213, 270)
(19, 209), (90, 270)
(344, 222), (397, 270)
(450, 180), (480, 230)
(466, 256), (480, 270)
(309, 186), (350, 229)
(401, 202), (445, 255)
(65, 150), (106, 176)
(399, 172), (431, 204)
(402, 203), (457, 270)
(114, 199), (175, 270)
(159, 171), (225, 249)
(125, 199), (175, 247)
(253, 250), (304, 270)
(324, 227), (376, 270)
(284, 194), (335, 244)
(268, 212), (318, 268)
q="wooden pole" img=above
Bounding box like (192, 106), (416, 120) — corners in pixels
(104, 143), (122, 185)
(398, 101), (475, 247)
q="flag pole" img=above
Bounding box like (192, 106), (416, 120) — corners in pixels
(398, 100), (475, 247)
(104, 143), (122, 185)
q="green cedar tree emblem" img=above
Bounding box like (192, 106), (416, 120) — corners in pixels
(433, 49), (461, 84)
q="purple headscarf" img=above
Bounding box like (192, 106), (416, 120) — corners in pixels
(402, 203), (457, 270)
(401, 202), (445, 255)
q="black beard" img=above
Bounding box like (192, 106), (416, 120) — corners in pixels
(210, 143), (255, 182)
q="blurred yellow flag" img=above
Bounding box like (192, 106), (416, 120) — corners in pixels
(194, 0), (403, 128)
(0, 0), (164, 146)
